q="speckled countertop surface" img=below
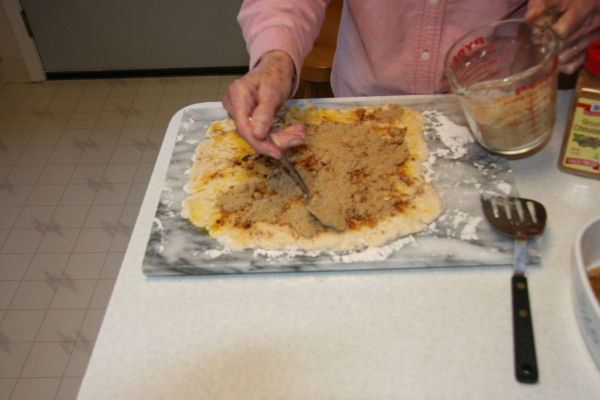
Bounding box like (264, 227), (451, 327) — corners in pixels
(77, 92), (600, 399)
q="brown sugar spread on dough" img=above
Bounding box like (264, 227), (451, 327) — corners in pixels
(215, 105), (414, 238)
(308, 194), (347, 232)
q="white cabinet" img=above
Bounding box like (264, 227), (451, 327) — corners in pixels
(19, 0), (249, 74)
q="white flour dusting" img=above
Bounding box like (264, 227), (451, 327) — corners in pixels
(253, 247), (322, 261)
(422, 110), (473, 182)
(203, 247), (233, 258)
(496, 182), (512, 195)
(479, 182), (514, 199)
(423, 155), (436, 183)
(436, 210), (483, 241)
(251, 235), (417, 263)
(425, 110), (473, 159)
(161, 187), (174, 208)
(157, 228), (194, 263)
(331, 236), (417, 262)
(459, 215), (483, 241)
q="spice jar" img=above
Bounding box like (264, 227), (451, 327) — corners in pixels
(558, 41), (600, 178)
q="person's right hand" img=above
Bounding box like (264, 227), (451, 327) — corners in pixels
(222, 50), (306, 159)
(525, 0), (600, 74)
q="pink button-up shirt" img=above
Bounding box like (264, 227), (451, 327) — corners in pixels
(238, 0), (526, 96)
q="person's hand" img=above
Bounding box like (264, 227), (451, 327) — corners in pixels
(525, 0), (600, 74)
(222, 50), (306, 159)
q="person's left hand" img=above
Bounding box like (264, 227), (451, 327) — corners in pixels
(525, 0), (600, 74)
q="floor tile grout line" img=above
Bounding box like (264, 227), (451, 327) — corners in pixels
(3, 80), (103, 387)
(33, 91), (132, 377)
(1, 77), (227, 400)
(7, 377), (62, 400)
(2, 303), (111, 311)
(53, 376), (83, 400)
(4, 85), (77, 236)
(7, 193), (75, 382)
(6, 168), (55, 313)
(5, 272), (106, 384)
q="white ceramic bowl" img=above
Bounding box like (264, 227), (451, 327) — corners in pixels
(573, 217), (600, 369)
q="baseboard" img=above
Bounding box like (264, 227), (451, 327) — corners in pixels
(45, 66), (249, 80)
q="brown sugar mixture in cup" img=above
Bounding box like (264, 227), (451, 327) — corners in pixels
(588, 265), (600, 303)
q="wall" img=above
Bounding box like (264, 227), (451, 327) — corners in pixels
(0, 1), (28, 82)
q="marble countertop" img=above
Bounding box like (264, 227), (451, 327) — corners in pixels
(77, 91), (600, 399)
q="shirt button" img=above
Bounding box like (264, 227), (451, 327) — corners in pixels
(429, 0), (438, 5)
(421, 51), (430, 61)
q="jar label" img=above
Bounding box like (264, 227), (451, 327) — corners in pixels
(561, 97), (600, 174)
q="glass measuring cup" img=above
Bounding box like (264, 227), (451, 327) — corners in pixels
(444, 19), (560, 155)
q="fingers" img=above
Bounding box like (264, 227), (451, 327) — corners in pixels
(253, 138), (283, 160)
(222, 85), (304, 159)
(524, 0), (600, 73)
(245, 124), (305, 160)
(552, 5), (583, 39)
(559, 51), (587, 74)
(249, 95), (279, 140)
(223, 78), (263, 145)
(249, 54), (296, 139)
(548, 0), (600, 41)
(524, 0), (549, 23)
(554, 6), (600, 71)
(559, 27), (600, 72)
(269, 124), (306, 150)
(222, 76), (282, 158)
(221, 51), (296, 159)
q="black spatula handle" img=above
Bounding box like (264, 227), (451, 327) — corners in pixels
(512, 273), (538, 383)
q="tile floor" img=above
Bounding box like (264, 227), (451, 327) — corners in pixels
(0, 75), (236, 400)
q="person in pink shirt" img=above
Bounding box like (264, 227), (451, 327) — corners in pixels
(222, 0), (600, 159)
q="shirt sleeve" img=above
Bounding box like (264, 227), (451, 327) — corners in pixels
(238, 0), (329, 92)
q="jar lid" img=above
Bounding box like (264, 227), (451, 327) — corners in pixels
(585, 40), (600, 76)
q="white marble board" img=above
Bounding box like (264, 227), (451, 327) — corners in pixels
(142, 95), (538, 276)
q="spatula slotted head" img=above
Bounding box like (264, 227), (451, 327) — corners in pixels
(480, 196), (547, 239)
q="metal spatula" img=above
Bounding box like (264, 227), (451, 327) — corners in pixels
(480, 195), (547, 384)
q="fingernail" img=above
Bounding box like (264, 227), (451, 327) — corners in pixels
(268, 151), (279, 159)
(290, 139), (302, 146)
(271, 136), (281, 148)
